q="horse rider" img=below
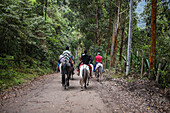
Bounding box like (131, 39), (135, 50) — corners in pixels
(89, 55), (93, 65)
(93, 52), (103, 72)
(56, 54), (63, 72)
(62, 46), (75, 74)
(78, 50), (92, 77)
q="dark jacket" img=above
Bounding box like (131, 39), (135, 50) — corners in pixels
(81, 54), (90, 65)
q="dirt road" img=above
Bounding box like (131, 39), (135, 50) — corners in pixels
(1, 72), (169, 113)
(0, 72), (120, 113)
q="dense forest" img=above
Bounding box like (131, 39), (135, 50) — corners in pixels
(0, 0), (169, 90)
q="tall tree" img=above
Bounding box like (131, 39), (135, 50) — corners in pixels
(126, 0), (133, 76)
(119, 12), (126, 63)
(95, 0), (99, 44)
(45, 0), (47, 24)
(109, 13), (117, 70)
(106, 0), (112, 68)
(149, 0), (157, 78)
(112, 0), (122, 68)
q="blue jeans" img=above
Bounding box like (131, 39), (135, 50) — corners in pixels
(56, 62), (60, 71)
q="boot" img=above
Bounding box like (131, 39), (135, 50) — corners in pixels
(90, 74), (93, 78)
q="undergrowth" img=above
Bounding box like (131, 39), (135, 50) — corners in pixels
(0, 56), (54, 91)
(0, 67), (53, 91)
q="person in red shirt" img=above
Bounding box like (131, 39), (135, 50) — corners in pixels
(93, 52), (102, 72)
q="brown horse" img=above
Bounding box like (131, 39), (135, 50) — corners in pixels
(59, 63), (74, 80)
(61, 62), (73, 89)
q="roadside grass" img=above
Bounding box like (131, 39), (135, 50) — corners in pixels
(0, 67), (53, 91)
(110, 72), (142, 83)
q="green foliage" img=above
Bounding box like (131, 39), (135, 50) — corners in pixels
(159, 70), (170, 88)
(0, 0), (81, 90)
(0, 0), (169, 90)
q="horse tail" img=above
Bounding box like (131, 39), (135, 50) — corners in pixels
(59, 63), (62, 74)
(99, 66), (102, 74)
(83, 68), (86, 80)
(62, 63), (67, 86)
(99, 66), (103, 80)
(62, 63), (66, 75)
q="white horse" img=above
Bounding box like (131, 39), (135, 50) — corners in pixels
(80, 64), (90, 90)
(95, 63), (103, 81)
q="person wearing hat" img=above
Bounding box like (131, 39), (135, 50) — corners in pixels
(93, 52), (102, 72)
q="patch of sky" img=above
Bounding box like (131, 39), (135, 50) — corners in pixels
(135, 0), (146, 29)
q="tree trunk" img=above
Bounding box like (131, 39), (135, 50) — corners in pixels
(149, 0), (157, 79)
(126, 0), (133, 76)
(106, 0), (112, 69)
(45, 0), (47, 24)
(119, 11), (127, 64)
(112, 0), (121, 68)
(119, 27), (125, 63)
(109, 13), (117, 70)
(95, 0), (99, 44)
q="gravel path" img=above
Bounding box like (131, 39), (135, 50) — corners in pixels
(0, 72), (119, 113)
(0, 71), (169, 113)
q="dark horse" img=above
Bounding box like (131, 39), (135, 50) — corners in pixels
(61, 62), (73, 89)
(59, 63), (74, 80)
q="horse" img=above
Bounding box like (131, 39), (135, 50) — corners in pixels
(59, 63), (74, 80)
(95, 63), (103, 81)
(61, 62), (73, 89)
(59, 63), (62, 74)
(80, 64), (90, 90)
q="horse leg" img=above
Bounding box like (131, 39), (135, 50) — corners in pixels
(67, 74), (69, 87)
(62, 74), (65, 86)
(83, 69), (87, 89)
(71, 71), (73, 80)
(99, 67), (101, 82)
(95, 69), (97, 78)
(62, 67), (65, 87)
(96, 69), (99, 81)
(87, 73), (90, 86)
(100, 70), (103, 81)
(84, 75), (87, 89)
(80, 79), (83, 90)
